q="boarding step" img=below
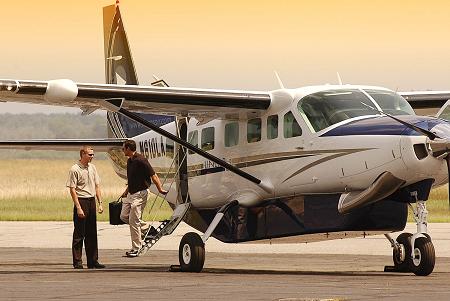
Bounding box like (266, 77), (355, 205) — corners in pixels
(138, 203), (191, 256)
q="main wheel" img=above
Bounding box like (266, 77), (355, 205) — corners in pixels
(411, 236), (435, 276)
(393, 233), (412, 272)
(179, 232), (205, 272)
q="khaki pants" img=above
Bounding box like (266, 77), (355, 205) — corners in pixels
(120, 189), (149, 250)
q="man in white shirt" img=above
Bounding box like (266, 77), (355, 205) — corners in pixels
(67, 146), (105, 269)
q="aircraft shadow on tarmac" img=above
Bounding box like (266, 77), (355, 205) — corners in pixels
(0, 263), (412, 277)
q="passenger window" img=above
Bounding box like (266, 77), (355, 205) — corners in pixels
(247, 118), (261, 143)
(187, 130), (198, 154)
(201, 127), (215, 151)
(225, 122), (239, 147)
(284, 111), (302, 138)
(166, 138), (174, 158)
(267, 115), (278, 139)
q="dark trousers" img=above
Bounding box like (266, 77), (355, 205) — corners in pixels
(72, 197), (98, 267)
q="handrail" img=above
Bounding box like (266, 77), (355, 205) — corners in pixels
(146, 128), (192, 228)
(148, 150), (188, 227)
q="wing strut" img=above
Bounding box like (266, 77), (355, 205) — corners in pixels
(102, 99), (274, 193)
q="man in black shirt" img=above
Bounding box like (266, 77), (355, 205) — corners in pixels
(120, 139), (167, 257)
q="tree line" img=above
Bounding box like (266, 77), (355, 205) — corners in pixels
(0, 113), (108, 159)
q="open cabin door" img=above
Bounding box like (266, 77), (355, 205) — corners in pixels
(176, 117), (190, 205)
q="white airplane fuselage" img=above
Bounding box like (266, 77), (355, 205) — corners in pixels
(108, 85), (450, 209)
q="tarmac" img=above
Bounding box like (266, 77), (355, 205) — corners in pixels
(1, 222), (450, 300)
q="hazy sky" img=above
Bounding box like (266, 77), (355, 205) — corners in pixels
(1, 0), (450, 113)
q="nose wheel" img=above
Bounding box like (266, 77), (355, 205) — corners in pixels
(392, 233), (412, 272)
(390, 233), (435, 276)
(387, 198), (435, 276)
(410, 236), (435, 276)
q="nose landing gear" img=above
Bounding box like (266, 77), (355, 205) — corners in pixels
(391, 232), (412, 272)
(386, 197), (435, 276)
(410, 235), (435, 276)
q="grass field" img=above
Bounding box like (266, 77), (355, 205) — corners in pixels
(0, 159), (449, 222)
(0, 159), (172, 221)
(423, 186), (450, 222)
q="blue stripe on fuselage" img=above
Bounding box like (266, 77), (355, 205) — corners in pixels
(320, 115), (444, 137)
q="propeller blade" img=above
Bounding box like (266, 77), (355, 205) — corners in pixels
(446, 155), (450, 209)
(428, 139), (450, 157)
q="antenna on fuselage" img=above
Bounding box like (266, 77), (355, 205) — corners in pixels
(336, 72), (343, 85)
(274, 71), (285, 89)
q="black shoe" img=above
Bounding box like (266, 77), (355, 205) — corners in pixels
(125, 250), (139, 258)
(88, 262), (105, 269)
(73, 263), (83, 269)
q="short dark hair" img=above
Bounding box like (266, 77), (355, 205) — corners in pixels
(80, 146), (93, 158)
(123, 139), (136, 152)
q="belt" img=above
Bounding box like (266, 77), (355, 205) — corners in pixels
(129, 188), (149, 194)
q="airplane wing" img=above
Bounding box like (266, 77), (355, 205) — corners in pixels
(0, 138), (126, 152)
(399, 91), (450, 110)
(0, 79), (271, 119)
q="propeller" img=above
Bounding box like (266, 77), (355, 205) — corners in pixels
(361, 102), (450, 208)
(426, 139), (450, 208)
(446, 155), (450, 209)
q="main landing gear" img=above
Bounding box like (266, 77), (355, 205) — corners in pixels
(385, 197), (435, 276)
(173, 200), (239, 272)
(178, 232), (205, 272)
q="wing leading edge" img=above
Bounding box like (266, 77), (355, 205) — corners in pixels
(0, 79), (271, 119)
(0, 138), (126, 152)
(399, 91), (450, 110)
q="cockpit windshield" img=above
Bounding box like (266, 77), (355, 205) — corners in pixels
(297, 89), (415, 132)
(364, 89), (415, 116)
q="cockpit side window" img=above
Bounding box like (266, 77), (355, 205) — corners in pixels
(298, 89), (376, 132)
(267, 115), (278, 139)
(364, 89), (415, 116)
(283, 111), (302, 138)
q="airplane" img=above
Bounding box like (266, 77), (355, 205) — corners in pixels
(2, 2), (450, 276)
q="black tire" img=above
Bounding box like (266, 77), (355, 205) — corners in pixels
(393, 233), (412, 272)
(411, 236), (435, 276)
(179, 232), (205, 272)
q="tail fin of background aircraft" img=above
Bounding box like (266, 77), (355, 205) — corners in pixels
(103, 4), (175, 138)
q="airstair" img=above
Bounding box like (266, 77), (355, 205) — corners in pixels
(139, 202), (190, 255)
(137, 137), (192, 256)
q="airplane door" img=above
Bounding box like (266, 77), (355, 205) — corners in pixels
(176, 117), (190, 204)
